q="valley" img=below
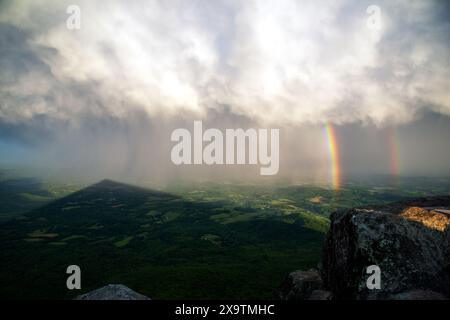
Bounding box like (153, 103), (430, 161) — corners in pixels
(0, 173), (449, 299)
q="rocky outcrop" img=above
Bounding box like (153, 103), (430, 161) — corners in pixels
(308, 290), (332, 300)
(389, 290), (448, 300)
(278, 269), (326, 300)
(76, 284), (150, 300)
(280, 196), (450, 300)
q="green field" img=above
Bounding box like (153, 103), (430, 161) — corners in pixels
(0, 173), (449, 299)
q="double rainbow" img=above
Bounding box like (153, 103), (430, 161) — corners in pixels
(324, 123), (401, 191)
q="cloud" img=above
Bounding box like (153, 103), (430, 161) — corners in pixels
(0, 0), (449, 130)
(1, 0), (450, 181)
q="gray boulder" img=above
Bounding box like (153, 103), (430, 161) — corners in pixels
(321, 196), (450, 299)
(278, 269), (323, 300)
(308, 290), (333, 300)
(389, 290), (448, 300)
(280, 196), (450, 300)
(76, 284), (150, 300)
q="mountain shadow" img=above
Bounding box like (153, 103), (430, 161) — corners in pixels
(0, 179), (326, 300)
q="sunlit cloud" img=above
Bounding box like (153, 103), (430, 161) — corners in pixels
(1, 0), (449, 126)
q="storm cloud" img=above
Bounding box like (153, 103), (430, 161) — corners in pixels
(1, 0), (450, 182)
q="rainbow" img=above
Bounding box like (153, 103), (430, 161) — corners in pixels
(325, 122), (341, 190)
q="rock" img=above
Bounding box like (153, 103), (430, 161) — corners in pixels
(321, 196), (450, 299)
(400, 206), (450, 232)
(389, 290), (448, 300)
(308, 290), (332, 300)
(280, 196), (450, 300)
(278, 269), (323, 300)
(76, 284), (150, 300)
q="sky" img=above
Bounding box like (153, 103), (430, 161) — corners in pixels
(1, 0), (450, 184)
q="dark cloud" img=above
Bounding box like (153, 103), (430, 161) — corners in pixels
(0, 0), (449, 181)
